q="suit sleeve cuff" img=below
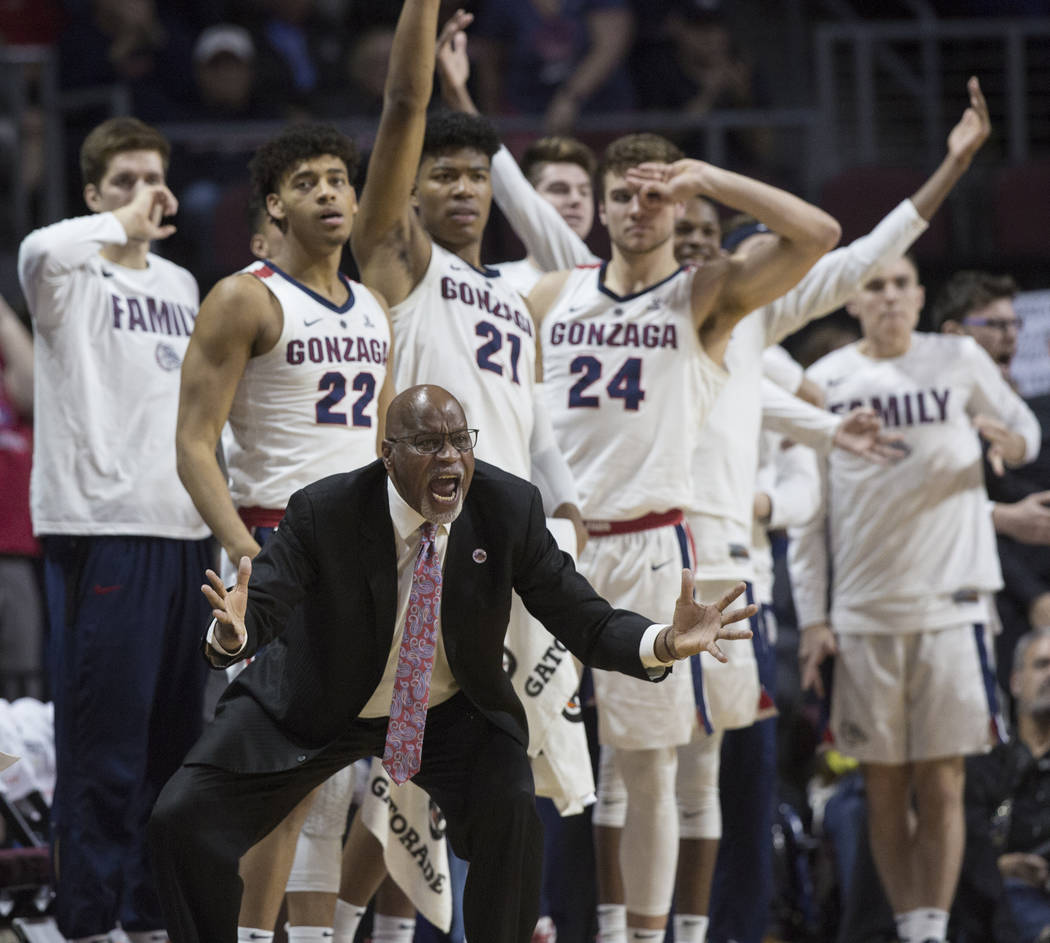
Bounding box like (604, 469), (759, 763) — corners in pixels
(206, 618), (246, 657)
(640, 623), (673, 667)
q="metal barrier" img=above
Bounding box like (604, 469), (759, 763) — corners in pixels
(814, 17), (1050, 176)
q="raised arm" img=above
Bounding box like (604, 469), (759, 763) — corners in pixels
(176, 274), (279, 563)
(350, 0), (454, 304)
(545, 6), (635, 134)
(18, 183), (176, 329)
(624, 159), (840, 361)
(436, 21), (596, 272)
(760, 77), (990, 346)
(911, 76), (990, 222)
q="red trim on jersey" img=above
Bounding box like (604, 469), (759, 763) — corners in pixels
(575, 262), (603, 269)
(252, 265), (275, 279)
(585, 509), (683, 536)
(239, 506), (285, 528)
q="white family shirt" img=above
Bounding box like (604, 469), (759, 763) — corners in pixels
(18, 213), (208, 538)
(790, 333), (1041, 635)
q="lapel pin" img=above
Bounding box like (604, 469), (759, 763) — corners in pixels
(472, 549), (487, 564)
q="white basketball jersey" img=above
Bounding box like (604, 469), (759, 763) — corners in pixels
(495, 258), (543, 298)
(541, 263), (726, 520)
(226, 260), (391, 510)
(391, 243), (536, 478)
(19, 213), (208, 538)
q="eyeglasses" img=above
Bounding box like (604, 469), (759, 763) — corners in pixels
(386, 429), (478, 454)
(963, 316), (1023, 333)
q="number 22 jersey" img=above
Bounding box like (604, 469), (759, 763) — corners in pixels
(225, 260), (390, 510)
(541, 263), (727, 521)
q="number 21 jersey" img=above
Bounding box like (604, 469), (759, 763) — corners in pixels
(391, 243), (536, 479)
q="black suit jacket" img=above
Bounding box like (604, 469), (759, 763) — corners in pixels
(188, 459), (663, 773)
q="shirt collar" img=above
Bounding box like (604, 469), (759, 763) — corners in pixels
(386, 477), (450, 545)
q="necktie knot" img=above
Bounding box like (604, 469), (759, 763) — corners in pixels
(421, 521), (436, 544)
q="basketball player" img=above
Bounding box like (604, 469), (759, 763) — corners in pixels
(17, 116), (211, 943)
(174, 123), (394, 943)
(525, 135), (840, 942)
(578, 77), (993, 943)
(343, 3), (587, 939)
(791, 252), (1040, 943)
(493, 135), (598, 296)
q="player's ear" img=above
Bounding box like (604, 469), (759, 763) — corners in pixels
(940, 319), (965, 336)
(84, 183), (102, 213)
(266, 192), (286, 223)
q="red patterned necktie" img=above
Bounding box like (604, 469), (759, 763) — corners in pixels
(382, 521), (443, 784)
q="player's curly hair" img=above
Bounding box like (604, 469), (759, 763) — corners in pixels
(930, 269), (1018, 330)
(421, 110), (501, 162)
(520, 136), (597, 186)
(595, 133), (684, 200)
(249, 123), (359, 203)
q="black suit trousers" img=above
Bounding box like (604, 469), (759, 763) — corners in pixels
(149, 693), (543, 943)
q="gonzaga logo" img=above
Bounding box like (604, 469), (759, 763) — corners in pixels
(155, 342), (182, 371)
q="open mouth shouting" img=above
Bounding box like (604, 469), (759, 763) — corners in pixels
(429, 472), (462, 507)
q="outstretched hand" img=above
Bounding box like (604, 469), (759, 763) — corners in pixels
(947, 76), (991, 164)
(665, 571), (755, 663)
(202, 555), (251, 655)
(832, 407), (909, 464)
(436, 8), (474, 108)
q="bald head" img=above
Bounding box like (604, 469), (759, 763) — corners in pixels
(382, 385), (475, 523)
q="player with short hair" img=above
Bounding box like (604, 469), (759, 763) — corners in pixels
(495, 135), (598, 296)
(791, 251), (1041, 943)
(18, 115), (211, 943)
(343, 4), (590, 939)
(527, 129), (841, 942)
(174, 121), (395, 943)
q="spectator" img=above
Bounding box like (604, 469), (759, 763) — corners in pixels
(57, 0), (194, 121)
(471, 0), (635, 133)
(959, 626), (1050, 943)
(166, 25), (275, 286)
(0, 296), (43, 701)
(933, 271), (1050, 693)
